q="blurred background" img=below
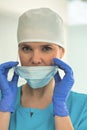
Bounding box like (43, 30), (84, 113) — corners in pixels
(0, 0), (87, 93)
(67, 0), (87, 93)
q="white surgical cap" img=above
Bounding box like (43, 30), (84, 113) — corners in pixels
(17, 7), (65, 48)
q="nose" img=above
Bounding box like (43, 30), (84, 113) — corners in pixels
(31, 50), (42, 65)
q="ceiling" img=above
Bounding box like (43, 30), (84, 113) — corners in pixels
(0, 0), (87, 24)
(0, 0), (66, 15)
(68, 0), (87, 25)
(0, 0), (67, 24)
(0, 0), (41, 15)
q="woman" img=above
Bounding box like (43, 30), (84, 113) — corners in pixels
(0, 8), (87, 130)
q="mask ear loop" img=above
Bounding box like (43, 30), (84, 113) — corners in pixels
(17, 54), (21, 66)
(16, 52), (27, 86)
(16, 46), (21, 66)
(7, 48), (19, 81)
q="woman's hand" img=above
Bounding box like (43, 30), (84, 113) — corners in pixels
(0, 61), (19, 112)
(53, 58), (74, 116)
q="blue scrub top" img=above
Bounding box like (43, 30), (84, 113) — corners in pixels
(1, 86), (87, 130)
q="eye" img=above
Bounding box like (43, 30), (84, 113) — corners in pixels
(42, 46), (52, 52)
(21, 46), (32, 52)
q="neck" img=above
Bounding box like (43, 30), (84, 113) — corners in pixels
(23, 78), (54, 99)
(21, 78), (55, 108)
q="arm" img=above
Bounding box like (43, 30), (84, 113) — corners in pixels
(53, 58), (74, 130)
(0, 112), (11, 130)
(0, 62), (19, 129)
(55, 116), (74, 130)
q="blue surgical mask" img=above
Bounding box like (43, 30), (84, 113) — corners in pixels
(14, 66), (58, 89)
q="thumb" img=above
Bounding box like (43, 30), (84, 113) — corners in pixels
(12, 72), (19, 84)
(54, 72), (61, 82)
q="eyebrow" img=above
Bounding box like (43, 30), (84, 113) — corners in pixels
(19, 43), (54, 47)
(18, 43), (29, 47)
(40, 44), (53, 47)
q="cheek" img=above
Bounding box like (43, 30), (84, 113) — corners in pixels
(45, 52), (60, 65)
(50, 51), (61, 59)
(52, 51), (62, 59)
(18, 54), (28, 66)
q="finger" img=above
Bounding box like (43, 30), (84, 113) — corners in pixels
(11, 72), (19, 92)
(12, 72), (19, 83)
(53, 58), (74, 86)
(53, 58), (73, 75)
(54, 72), (61, 82)
(0, 61), (19, 70)
(0, 61), (19, 75)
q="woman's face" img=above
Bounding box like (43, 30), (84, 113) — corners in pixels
(18, 42), (65, 66)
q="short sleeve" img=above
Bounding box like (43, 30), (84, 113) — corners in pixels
(67, 91), (87, 130)
(75, 101), (87, 130)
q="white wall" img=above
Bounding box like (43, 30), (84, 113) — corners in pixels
(67, 25), (87, 93)
(0, 12), (18, 63)
(67, 1), (87, 94)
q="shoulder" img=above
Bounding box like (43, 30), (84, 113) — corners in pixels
(67, 91), (87, 120)
(69, 91), (87, 99)
(67, 91), (87, 128)
(67, 91), (87, 116)
(68, 91), (87, 102)
(67, 91), (87, 108)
